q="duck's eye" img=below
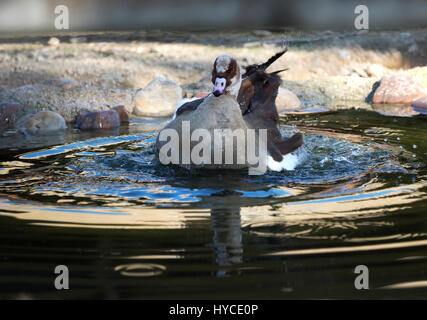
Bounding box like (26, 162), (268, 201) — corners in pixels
(263, 79), (269, 85)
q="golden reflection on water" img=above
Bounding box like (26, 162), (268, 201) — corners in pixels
(0, 183), (424, 231)
(114, 263), (167, 277)
(380, 280), (427, 290)
(0, 161), (33, 175)
(119, 255), (182, 260)
(0, 198), (210, 229)
(241, 183), (424, 224)
(265, 238), (427, 256)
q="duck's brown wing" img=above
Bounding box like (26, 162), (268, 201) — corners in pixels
(175, 98), (204, 117)
(244, 103), (301, 162)
(239, 49), (304, 162)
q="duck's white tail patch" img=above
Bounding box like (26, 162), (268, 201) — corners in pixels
(172, 97), (200, 120)
(267, 153), (300, 171)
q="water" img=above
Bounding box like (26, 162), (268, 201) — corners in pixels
(0, 109), (426, 299)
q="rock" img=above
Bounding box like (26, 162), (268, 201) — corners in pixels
(43, 78), (80, 90)
(372, 104), (419, 117)
(282, 76), (377, 106)
(0, 82), (133, 123)
(366, 64), (385, 78)
(411, 96), (427, 115)
(113, 105), (131, 123)
(0, 102), (23, 131)
(133, 77), (183, 117)
(276, 87), (302, 112)
(370, 76), (427, 104)
(75, 110), (120, 130)
(405, 66), (427, 88)
(50, 103), (111, 123)
(16, 111), (66, 135)
(47, 37), (60, 46)
(155, 94), (267, 171)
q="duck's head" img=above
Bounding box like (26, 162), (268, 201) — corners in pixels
(211, 54), (241, 98)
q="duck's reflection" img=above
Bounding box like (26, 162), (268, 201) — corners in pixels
(210, 206), (243, 276)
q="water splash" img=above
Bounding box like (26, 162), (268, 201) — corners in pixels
(0, 130), (413, 208)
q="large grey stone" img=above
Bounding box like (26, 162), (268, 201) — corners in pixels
(0, 81), (133, 123)
(155, 94), (267, 172)
(133, 77), (183, 117)
(276, 87), (302, 112)
(16, 110), (66, 135)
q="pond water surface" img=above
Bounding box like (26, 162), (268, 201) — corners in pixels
(0, 109), (426, 299)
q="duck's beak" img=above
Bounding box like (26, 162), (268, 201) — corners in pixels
(213, 77), (226, 97)
(213, 90), (222, 97)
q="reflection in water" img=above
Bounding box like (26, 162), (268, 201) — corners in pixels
(0, 182), (426, 298)
(380, 280), (427, 290)
(265, 238), (427, 257)
(211, 207), (243, 275)
(114, 263), (166, 277)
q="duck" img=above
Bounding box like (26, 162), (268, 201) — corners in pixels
(172, 54), (242, 119)
(173, 49), (304, 172)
